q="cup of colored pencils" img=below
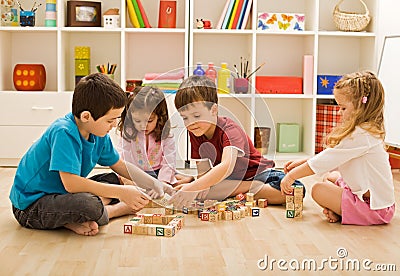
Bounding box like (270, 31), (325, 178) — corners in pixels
(97, 63), (117, 80)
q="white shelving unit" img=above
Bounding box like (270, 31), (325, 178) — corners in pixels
(0, 0), (189, 166)
(0, 0), (379, 167)
(191, 0), (379, 167)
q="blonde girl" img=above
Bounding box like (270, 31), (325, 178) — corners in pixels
(281, 71), (395, 225)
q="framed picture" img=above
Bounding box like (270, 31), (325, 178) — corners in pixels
(67, 1), (101, 27)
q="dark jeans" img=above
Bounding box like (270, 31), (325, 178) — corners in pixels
(12, 172), (120, 230)
(252, 169), (306, 196)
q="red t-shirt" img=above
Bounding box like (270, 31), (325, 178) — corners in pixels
(190, 116), (275, 180)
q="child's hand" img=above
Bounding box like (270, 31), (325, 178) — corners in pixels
(168, 184), (198, 209)
(283, 159), (307, 173)
(175, 174), (195, 185)
(162, 182), (176, 196)
(144, 180), (168, 199)
(120, 185), (150, 211)
(280, 174), (295, 195)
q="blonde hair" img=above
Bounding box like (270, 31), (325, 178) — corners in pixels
(326, 71), (385, 148)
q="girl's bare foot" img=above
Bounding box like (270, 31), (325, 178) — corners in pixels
(105, 201), (136, 219)
(64, 221), (99, 236)
(323, 208), (341, 223)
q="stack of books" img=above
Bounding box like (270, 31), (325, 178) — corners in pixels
(126, 0), (151, 28)
(216, 0), (253, 29)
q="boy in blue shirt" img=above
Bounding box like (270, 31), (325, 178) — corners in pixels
(9, 73), (170, 236)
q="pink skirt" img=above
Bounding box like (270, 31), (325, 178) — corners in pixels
(336, 178), (395, 225)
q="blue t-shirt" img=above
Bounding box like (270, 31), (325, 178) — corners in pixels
(9, 113), (120, 210)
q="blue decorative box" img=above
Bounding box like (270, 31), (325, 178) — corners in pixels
(317, 75), (342, 95)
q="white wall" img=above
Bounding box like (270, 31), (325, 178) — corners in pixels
(377, 0), (400, 65)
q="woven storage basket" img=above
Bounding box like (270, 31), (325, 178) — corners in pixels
(333, 0), (371, 32)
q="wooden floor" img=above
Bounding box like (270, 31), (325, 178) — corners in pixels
(0, 167), (399, 275)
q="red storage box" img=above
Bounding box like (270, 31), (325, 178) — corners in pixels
(387, 147), (400, 169)
(255, 76), (302, 94)
(315, 104), (341, 153)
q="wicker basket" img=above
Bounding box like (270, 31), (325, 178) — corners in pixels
(333, 0), (371, 32)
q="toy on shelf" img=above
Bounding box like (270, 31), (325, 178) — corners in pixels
(103, 8), (119, 28)
(286, 184), (304, 218)
(74, 46), (90, 85)
(13, 64), (46, 91)
(45, 0), (57, 27)
(0, 0), (18, 26)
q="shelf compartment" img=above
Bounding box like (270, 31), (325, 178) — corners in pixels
(0, 31), (57, 91)
(256, 0), (317, 32)
(60, 31), (121, 91)
(318, 0), (377, 33)
(255, 97), (314, 156)
(125, 0), (186, 29)
(256, 34), (315, 77)
(125, 32), (186, 80)
(317, 36), (376, 75)
(192, 32), (252, 74)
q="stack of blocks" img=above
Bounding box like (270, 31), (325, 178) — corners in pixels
(123, 192), (268, 235)
(74, 46), (90, 85)
(123, 214), (184, 237)
(286, 185), (304, 218)
(198, 193), (268, 222)
(45, 0), (57, 27)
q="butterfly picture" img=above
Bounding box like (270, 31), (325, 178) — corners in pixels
(257, 19), (269, 30)
(281, 14), (294, 22)
(294, 22), (303, 31)
(295, 14), (305, 22)
(278, 21), (290, 30)
(267, 14), (277, 24)
(258, 13), (269, 20)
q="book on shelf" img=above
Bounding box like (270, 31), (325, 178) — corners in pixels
(240, 0), (252, 30)
(237, 0), (248, 29)
(126, 0), (140, 28)
(231, 0), (244, 29)
(132, 0), (145, 28)
(136, 0), (151, 28)
(227, 0), (239, 29)
(221, 0), (235, 29)
(158, 0), (177, 28)
(216, 0), (231, 29)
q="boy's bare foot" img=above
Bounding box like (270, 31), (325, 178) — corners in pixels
(64, 221), (99, 236)
(323, 208), (341, 223)
(105, 201), (137, 219)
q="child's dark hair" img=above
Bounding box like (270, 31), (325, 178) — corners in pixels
(118, 86), (170, 142)
(72, 73), (127, 120)
(175, 75), (218, 111)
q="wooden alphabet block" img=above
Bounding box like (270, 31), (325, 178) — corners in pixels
(152, 214), (163, 224)
(156, 226), (165, 236)
(286, 210), (295, 218)
(209, 213), (218, 222)
(143, 214), (153, 224)
(251, 207), (260, 217)
(124, 223), (133, 234)
(246, 192), (254, 202)
(200, 212), (210, 221)
(258, 199), (268, 208)
(233, 210), (241, 220)
(224, 210), (233, 220)
(235, 193), (245, 201)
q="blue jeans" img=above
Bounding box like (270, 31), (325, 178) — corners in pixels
(11, 172), (120, 230)
(251, 169), (306, 196)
